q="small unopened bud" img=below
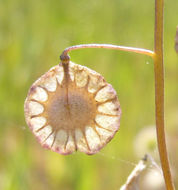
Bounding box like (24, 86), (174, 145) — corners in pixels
(175, 26), (178, 53)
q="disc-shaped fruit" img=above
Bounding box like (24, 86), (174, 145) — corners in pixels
(24, 61), (121, 155)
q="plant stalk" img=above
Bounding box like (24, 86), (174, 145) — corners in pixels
(60, 2), (175, 188)
(154, 0), (175, 189)
(60, 44), (154, 60)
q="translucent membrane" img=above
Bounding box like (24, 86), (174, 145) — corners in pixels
(24, 62), (121, 155)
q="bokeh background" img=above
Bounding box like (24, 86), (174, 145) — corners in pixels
(0, 0), (178, 189)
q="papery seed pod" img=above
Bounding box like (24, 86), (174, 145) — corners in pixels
(24, 61), (121, 155)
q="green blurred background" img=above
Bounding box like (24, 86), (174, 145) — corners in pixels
(0, 0), (178, 189)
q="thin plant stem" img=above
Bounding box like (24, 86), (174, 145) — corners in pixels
(60, 44), (154, 60)
(60, 2), (175, 188)
(154, 0), (175, 189)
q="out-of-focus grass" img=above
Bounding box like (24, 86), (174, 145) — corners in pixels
(0, 0), (178, 189)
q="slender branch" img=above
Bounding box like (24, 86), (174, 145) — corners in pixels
(60, 44), (154, 61)
(59, 2), (175, 189)
(154, 0), (175, 189)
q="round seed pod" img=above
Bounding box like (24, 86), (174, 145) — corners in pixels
(24, 61), (121, 155)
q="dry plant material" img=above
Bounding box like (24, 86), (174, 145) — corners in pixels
(120, 154), (164, 190)
(120, 155), (148, 190)
(24, 61), (121, 155)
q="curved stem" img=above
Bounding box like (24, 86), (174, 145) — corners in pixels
(60, 44), (154, 60)
(154, 0), (175, 189)
(60, 2), (175, 188)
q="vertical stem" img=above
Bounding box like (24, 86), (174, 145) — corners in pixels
(154, 0), (175, 189)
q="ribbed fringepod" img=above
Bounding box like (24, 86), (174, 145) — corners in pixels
(24, 61), (121, 155)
